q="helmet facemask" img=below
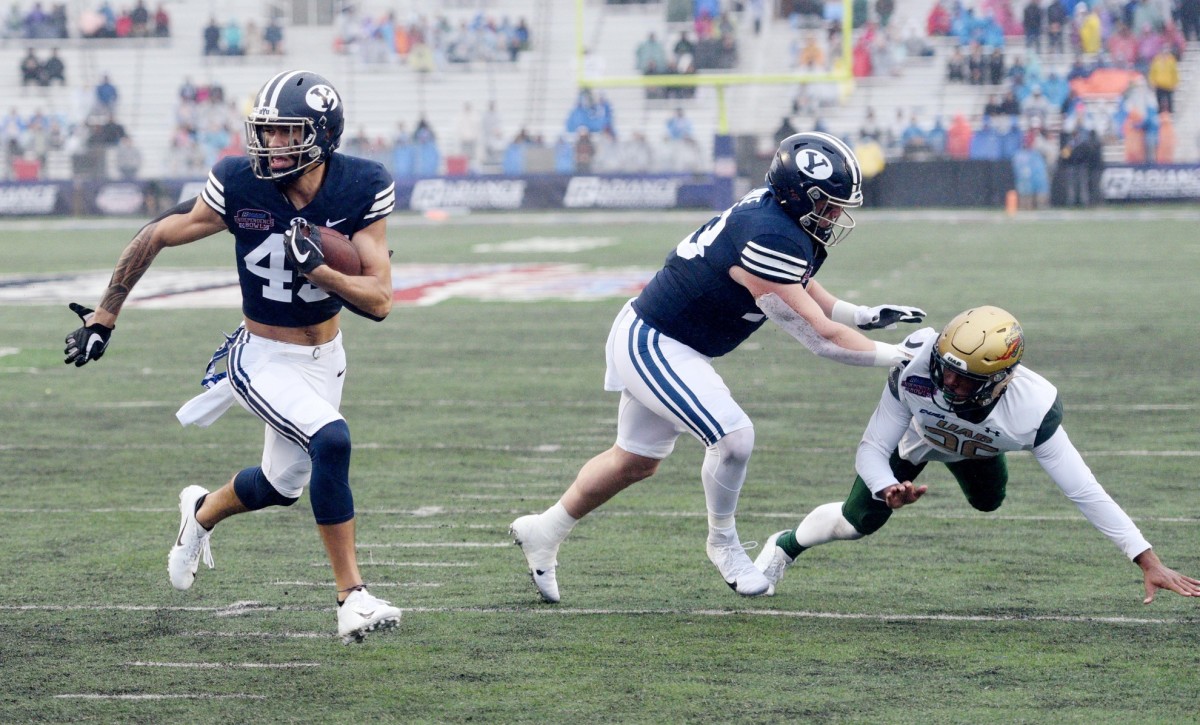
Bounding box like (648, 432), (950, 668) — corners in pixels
(798, 187), (860, 247)
(246, 110), (326, 182)
(929, 352), (1016, 412)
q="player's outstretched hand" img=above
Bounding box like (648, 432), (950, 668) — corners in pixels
(1135, 549), (1200, 604)
(283, 218), (326, 276)
(856, 304), (926, 330)
(64, 302), (113, 367)
(882, 481), (927, 510)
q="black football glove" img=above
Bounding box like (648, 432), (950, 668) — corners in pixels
(283, 218), (325, 276)
(64, 302), (113, 367)
(855, 304), (926, 330)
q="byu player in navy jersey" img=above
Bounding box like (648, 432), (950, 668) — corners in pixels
(63, 70), (403, 643)
(754, 306), (1200, 603)
(511, 132), (927, 602)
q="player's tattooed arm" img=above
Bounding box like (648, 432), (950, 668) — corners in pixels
(92, 197), (225, 327)
(98, 221), (162, 318)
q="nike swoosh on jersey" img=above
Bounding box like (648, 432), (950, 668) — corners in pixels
(337, 368), (346, 377)
(326, 217), (347, 228)
(904, 339), (924, 349)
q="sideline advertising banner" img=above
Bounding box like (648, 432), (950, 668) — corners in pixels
(1101, 165), (1200, 201)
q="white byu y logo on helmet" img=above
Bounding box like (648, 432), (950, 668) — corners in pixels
(797, 149), (834, 180)
(305, 85), (340, 113)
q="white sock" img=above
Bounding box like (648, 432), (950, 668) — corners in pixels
(708, 515), (735, 531)
(701, 427), (754, 533)
(543, 501), (578, 541)
(707, 523), (741, 549)
(794, 502), (864, 548)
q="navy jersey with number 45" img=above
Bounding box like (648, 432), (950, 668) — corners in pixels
(632, 187), (826, 357)
(200, 153), (396, 328)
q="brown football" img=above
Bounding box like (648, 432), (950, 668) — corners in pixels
(317, 226), (362, 275)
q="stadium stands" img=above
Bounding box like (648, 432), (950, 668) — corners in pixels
(0, 0), (1196, 181)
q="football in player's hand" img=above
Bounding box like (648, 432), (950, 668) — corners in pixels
(316, 226), (362, 275)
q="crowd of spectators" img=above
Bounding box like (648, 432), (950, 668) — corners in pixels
(1, 1), (170, 40)
(79, 1), (169, 39)
(19, 46), (64, 86)
(333, 8), (531, 69)
(1, 67), (153, 181)
(166, 78), (243, 177)
(927, 0), (1187, 173)
(2, 1), (68, 39)
(631, 5), (738, 97)
(301, 85), (708, 181)
(634, 31), (701, 98)
(0, 105), (70, 177)
(201, 14), (284, 56)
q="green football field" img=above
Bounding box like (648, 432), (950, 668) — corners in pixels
(1, 208), (1197, 723)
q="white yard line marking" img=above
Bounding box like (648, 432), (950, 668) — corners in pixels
(270, 580), (441, 588)
(310, 561), (478, 567)
(356, 542), (513, 548)
(182, 631), (328, 639)
(125, 661), (320, 669)
(379, 523), (504, 529)
(10, 603), (1192, 626)
(54, 694), (267, 701)
(1, 507), (1196, 525)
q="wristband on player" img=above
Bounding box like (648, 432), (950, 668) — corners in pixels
(831, 299), (864, 326)
(872, 341), (910, 368)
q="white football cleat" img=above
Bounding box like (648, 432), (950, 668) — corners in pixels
(167, 485), (214, 591)
(509, 514), (561, 603)
(707, 530), (773, 597)
(753, 530), (795, 594)
(337, 587), (402, 645)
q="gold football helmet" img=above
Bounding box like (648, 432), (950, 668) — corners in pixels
(930, 306), (1024, 411)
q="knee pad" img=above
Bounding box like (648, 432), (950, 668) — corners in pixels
(233, 466), (299, 511)
(308, 420), (354, 525)
(714, 426), (754, 467)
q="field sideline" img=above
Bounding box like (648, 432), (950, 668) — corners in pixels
(1, 209), (1198, 723)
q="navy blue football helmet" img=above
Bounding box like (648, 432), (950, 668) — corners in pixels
(245, 70), (344, 182)
(766, 131), (863, 246)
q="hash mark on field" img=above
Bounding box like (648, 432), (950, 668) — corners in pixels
(125, 661), (320, 669)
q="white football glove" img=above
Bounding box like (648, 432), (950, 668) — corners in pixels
(854, 304), (926, 331)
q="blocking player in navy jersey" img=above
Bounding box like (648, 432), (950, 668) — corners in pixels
(510, 132), (927, 602)
(63, 70), (404, 643)
(754, 306), (1200, 603)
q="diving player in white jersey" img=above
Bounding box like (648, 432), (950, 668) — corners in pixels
(510, 132), (927, 602)
(63, 70), (404, 642)
(754, 306), (1200, 603)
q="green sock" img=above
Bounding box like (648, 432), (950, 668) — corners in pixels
(777, 529), (806, 559)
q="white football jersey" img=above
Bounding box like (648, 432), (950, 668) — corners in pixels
(856, 327), (1152, 561)
(891, 327), (1060, 465)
